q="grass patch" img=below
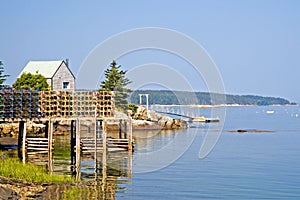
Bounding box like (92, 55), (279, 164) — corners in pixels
(0, 158), (73, 184)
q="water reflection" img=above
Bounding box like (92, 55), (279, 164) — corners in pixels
(38, 134), (132, 199)
(17, 128), (196, 199)
(38, 129), (182, 199)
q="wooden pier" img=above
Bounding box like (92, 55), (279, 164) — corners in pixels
(15, 117), (133, 165)
(0, 89), (134, 176)
(155, 111), (220, 123)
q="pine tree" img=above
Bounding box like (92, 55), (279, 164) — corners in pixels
(0, 61), (9, 87)
(100, 60), (132, 111)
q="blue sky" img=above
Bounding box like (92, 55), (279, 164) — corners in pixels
(1, 0), (299, 103)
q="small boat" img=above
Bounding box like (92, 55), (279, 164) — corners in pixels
(190, 116), (220, 123)
(266, 110), (275, 114)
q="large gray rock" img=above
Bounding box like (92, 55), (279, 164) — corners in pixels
(132, 106), (187, 130)
(147, 110), (161, 122)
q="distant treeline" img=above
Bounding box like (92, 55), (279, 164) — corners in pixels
(129, 90), (295, 105)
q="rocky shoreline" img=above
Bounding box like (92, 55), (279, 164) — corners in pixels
(131, 106), (187, 130)
(0, 122), (46, 137)
(0, 176), (48, 199)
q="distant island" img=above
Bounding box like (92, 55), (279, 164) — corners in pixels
(130, 90), (296, 106)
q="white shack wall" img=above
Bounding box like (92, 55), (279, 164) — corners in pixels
(52, 62), (75, 90)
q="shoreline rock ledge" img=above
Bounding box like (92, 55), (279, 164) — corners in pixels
(131, 106), (188, 130)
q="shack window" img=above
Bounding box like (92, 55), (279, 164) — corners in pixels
(63, 82), (70, 89)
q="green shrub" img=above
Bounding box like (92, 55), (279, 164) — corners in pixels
(128, 104), (138, 114)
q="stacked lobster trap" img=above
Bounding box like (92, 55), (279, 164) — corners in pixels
(96, 91), (114, 117)
(73, 91), (114, 118)
(39, 90), (114, 118)
(0, 88), (114, 120)
(95, 91), (114, 117)
(39, 91), (74, 118)
(0, 87), (40, 120)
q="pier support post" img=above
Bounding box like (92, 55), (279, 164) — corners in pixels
(18, 121), (26, 163)
(48, 119), (53, 173)
(18, 121), (23, 160)
(119, 119), (122, 139)
(75, 119), (81, 181)
(94, 118), (97, 172)
(70, 120), (76, 166)
(128, 117), (133, 152)
(102, 119), (107, 188)
(45, 121), (49, 138)
(124, 121), (127, 139)
(102, 119), (107, 164)
(22, 121), (26, 163)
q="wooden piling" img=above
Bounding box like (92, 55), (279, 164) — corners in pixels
(128, 117), (133, 152)
(18, 121), (26, 162)
(75, 118), (81, 181)
(102, 119), (107, 165)
(45, 121), (49, 138)
(124, 121), (127, 139)
(102, 119), (107, 188)
(48, 119), (53, 173)
(22, 121), (26, 163)
(18, 121), (23, 160)
(70, 120), (76, 166)
(119, 119), (122, 139)
(94, 118), (97, 168)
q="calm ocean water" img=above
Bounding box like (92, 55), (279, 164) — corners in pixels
(117, 106), (300, 199)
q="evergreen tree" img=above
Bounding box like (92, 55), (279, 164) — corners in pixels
(13, 72), (49, 91)
(0, 61), (9, 87)
(100, 60), (132, 111)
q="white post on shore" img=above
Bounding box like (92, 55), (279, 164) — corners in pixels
(139, 94), (150, 110)
(139, 94), (142, 105)
(145, 94), (149, 110)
